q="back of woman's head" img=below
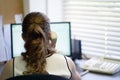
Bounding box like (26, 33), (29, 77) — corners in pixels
(21, 12), (55, 75)
(22, 12), (50, 38)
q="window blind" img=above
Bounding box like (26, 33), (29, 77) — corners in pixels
(63, 0), (120, 59)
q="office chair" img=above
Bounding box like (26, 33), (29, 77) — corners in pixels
(6, 74), (69, 80)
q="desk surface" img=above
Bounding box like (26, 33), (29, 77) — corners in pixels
(75, 59), (120, 80)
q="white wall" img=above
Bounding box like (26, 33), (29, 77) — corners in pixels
(23, 0), (63, 22)
(29, 0), (47, 14)
(23, 0), (30, 16)
(47, 0), (63, 22)
(23, 0), (47, 16)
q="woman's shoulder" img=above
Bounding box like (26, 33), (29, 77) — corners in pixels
(47, 52), (73, 68)
(48, 52), (67, 60)
(14, 56), (26, 66)
(46, 52), (72, 79)
(0, 59), (13, 80)
(14, 56), (23, 61)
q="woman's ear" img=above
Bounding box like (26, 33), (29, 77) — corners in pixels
(50, 31), (57, 48)
(50, 31), (57, 40)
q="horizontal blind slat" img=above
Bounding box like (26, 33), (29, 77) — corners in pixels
(63, 0), (120, 59)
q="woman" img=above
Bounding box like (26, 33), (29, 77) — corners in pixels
(0, 12), (81, 80)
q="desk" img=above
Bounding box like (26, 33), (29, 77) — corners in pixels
(75, 59), (120, 80)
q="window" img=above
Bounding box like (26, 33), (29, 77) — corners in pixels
(63, 0), (120, 59)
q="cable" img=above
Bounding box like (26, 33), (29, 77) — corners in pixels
(80, 70), (89, 77)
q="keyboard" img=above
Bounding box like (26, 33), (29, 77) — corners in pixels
(81, 58), (120, 74)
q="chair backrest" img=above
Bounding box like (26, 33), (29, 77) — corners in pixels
(6, 74), (69, 80)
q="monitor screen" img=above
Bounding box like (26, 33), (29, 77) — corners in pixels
(11, 22), (71, 57)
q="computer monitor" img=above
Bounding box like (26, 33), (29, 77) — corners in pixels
(11, 22), (71, 58)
